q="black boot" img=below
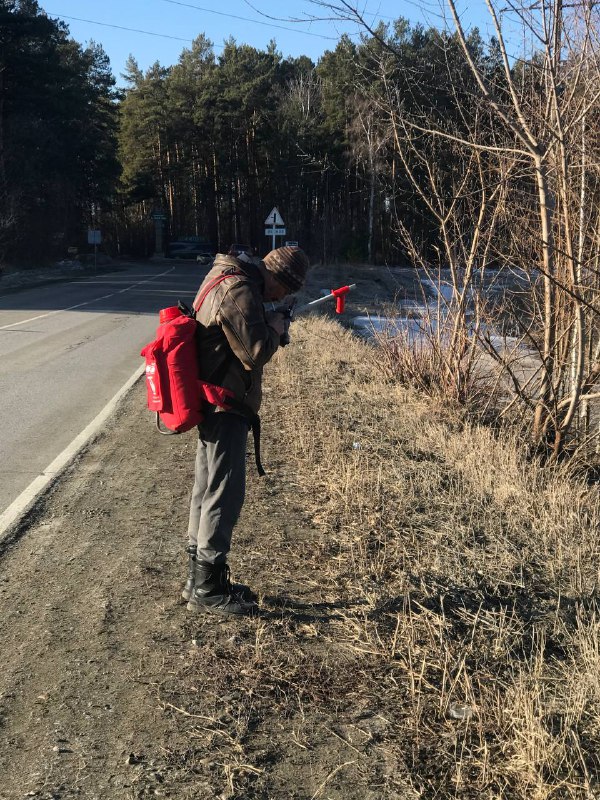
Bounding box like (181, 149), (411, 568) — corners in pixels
(181, 546), (197, 603)
(187, 562), (258, 617)
(181, 547), (257, 603)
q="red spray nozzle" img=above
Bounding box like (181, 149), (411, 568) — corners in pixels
(331, 285), (351, 314)
(296, 284), (356, 315)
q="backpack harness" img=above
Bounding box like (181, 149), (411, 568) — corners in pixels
(141, 268), (265, 476)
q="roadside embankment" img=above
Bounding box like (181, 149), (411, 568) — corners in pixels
(0, 265), (599, 799)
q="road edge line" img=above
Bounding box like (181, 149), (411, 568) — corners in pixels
(0, 364), (146, 546)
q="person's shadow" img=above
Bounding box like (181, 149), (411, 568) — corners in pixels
(258, 593), (370, 623)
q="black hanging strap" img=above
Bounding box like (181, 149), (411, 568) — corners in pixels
(224, 399), (265, 477)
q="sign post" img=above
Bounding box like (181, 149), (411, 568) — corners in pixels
(264, 206), (286, 250)
(87, 229), (101, 273)
(151, 210), (167, 256)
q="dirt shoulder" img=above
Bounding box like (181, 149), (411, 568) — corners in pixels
(1, 264), (599, 799)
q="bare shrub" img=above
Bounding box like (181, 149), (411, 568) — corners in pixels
(371, 304), (501, 413)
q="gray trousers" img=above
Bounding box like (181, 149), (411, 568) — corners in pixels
(187, 411), (249, 565)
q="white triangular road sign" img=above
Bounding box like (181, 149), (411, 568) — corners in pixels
(265, 206), (285, 226)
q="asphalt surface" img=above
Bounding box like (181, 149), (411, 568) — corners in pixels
(0, 260), (206, 517)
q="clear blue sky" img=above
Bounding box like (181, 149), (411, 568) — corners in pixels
(39, 0), (498, 85)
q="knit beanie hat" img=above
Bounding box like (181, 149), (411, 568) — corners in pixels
(263, 246), (309, 293)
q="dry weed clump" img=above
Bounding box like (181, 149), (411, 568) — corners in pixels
(253, 315), (600, 799)
(370, 308), (499, 414)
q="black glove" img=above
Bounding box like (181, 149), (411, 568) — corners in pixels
(280, 317), (292, 346)
(273, 298), (296, 347)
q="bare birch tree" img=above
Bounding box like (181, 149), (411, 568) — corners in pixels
(349, 96), (389, 264)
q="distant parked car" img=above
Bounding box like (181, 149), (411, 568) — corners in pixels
(227, 244), (254, 259)
(196, 250), (214, 266)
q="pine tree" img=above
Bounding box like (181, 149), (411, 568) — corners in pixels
(0, 0), (119, 263)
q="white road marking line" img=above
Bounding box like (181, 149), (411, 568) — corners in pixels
(0, 268), (175, 331)
(0, 364), (146, 544)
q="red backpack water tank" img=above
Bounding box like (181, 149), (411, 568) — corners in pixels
(140, 275), (238, 433)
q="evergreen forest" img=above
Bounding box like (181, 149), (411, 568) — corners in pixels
(0, 0), (499, 265)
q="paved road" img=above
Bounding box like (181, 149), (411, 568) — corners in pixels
(0, 260), (206, 515)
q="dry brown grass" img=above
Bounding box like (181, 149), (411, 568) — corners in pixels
(152, 312), (600, 798)
(256, 315), (600, 798)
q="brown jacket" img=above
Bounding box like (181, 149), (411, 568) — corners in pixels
(192, 254), (280, 415)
